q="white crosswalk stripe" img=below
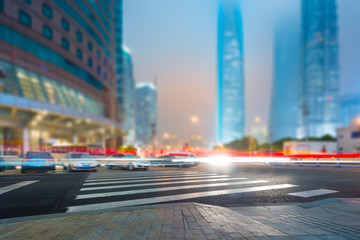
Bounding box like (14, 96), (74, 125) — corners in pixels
(76, 180), (269, 200)
(80, 177), (247, 191)
(83, 175), (229, 186)
(288, 189), (338, 198)
(0, 181), (39, 195)
(85, 171), (209, 180)
(85, 173), (217, 182)
(67, 184), (297, 212)
(66, 171), (301, 213)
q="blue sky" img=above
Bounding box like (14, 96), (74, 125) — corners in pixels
(123, 0), (360, 145)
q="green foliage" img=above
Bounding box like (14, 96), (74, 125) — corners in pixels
(272, 137), (294, 150)
(224, 136), (258, 151)
(118, 145), (136, 151)
(258, 143), (270, 151)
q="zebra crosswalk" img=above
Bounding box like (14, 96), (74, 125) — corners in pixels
(66, 171), (301, 213)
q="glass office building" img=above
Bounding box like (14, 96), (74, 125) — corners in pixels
(217, 0), (245, 144)
(340, 94), (360, 127)
(297, 0), (339, 138)
(0, 0), (122, 153)
(135, 82), (157, 147)
(269, 15), (299, 141)
(118, 47), (136, 145)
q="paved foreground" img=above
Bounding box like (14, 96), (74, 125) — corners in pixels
(1, 198), (359, 239)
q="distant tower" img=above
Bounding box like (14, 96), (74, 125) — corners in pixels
(269, 14), (299, 141)
(119, 47), (136, 145)
(217, 0), (245, 144)
(135, 82), (157, 146)
(297, 0), (339, 138)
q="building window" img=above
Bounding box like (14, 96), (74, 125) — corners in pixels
(61, 18), (69, 31)
(96, 51), (101, 59)
(87, 58), (93, 67)
(76, 31), (82, 42)
(96, 65), (101, 74)
(23, 0), (31, 4)
(42, 4), (52, 19)
(42, 25), (52, 39)
(18, 10), (31, 27)
(0, 0), (3, 12)
(87, 42), (93, 51)
(76, 48), (82, 60)
(61, 38), (69, 50)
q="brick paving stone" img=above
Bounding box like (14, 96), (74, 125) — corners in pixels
(161, 224), (174, 233)
(213, 229), (232, 239)
(147, 230), (161, 239)
(185, 229), (195, 240)
(1, 200), (360, 240)
(193, 233), (207, 240)
(200, 225), (215, 234)
(173, 228), (185, 239)
(189, 223), (201, 230)
(205, 233), (220, 239)
(160, 232), (172, 240)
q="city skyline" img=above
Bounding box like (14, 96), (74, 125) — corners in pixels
(124, 0), (360, 145)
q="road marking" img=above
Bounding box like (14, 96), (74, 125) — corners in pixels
(68, 184), (297, 212)
(83, 175), (229, 186)
(0, 181), (39, 195)
(86, 171), (209, 180)
(85, 173), (217, 182)
(288, 189), (338, 198)
(80, 177), (248, 191)
(76, 180), (268, 200)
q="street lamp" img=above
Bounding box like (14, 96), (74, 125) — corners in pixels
(190, 115), (199, 124)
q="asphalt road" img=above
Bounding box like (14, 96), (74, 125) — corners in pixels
(1, 164), (360, 219)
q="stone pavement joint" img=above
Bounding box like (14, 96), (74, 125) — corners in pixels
(0, 199), (359, 239)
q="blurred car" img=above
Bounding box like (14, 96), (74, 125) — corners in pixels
(0, 157), (5, 172)
(21, 151), (55, 173)
(64, 152), (98, 172)
(106, 154), (149, 170)
(158, 153), (200, 168)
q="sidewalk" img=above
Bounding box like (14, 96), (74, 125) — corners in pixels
(0, 199), (359, 240)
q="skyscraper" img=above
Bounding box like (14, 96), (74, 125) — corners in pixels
(297, 0), (339, 138)
(0, 0), (122, 152)
(340, 94), (360, 127)
(217, 0), (245, 144)
(119, 47), (136, 145)
(135, 82), (157, 146)
(269, 15), (299, 141)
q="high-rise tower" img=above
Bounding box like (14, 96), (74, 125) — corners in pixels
(135, 82), (157, 146)
(217, 0), (245, 144)
(269, 15), (299, 141)
(297, 0), (339, 138)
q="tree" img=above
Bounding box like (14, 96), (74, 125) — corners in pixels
(272, 137), (294, 150)
(118, 145), (136, 151)
(224, 136), (258, 151)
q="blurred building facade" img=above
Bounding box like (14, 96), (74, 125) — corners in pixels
(297, 0), (339, 139)
(337, 118), (360, 154)
(135, 82), (157, 147)
(269, 15), (299, 142)
(340, 94), (360, 127)
(0, 0), (123, 154)
(217, 0), (245, 144)
(117, 47), (136, 146)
